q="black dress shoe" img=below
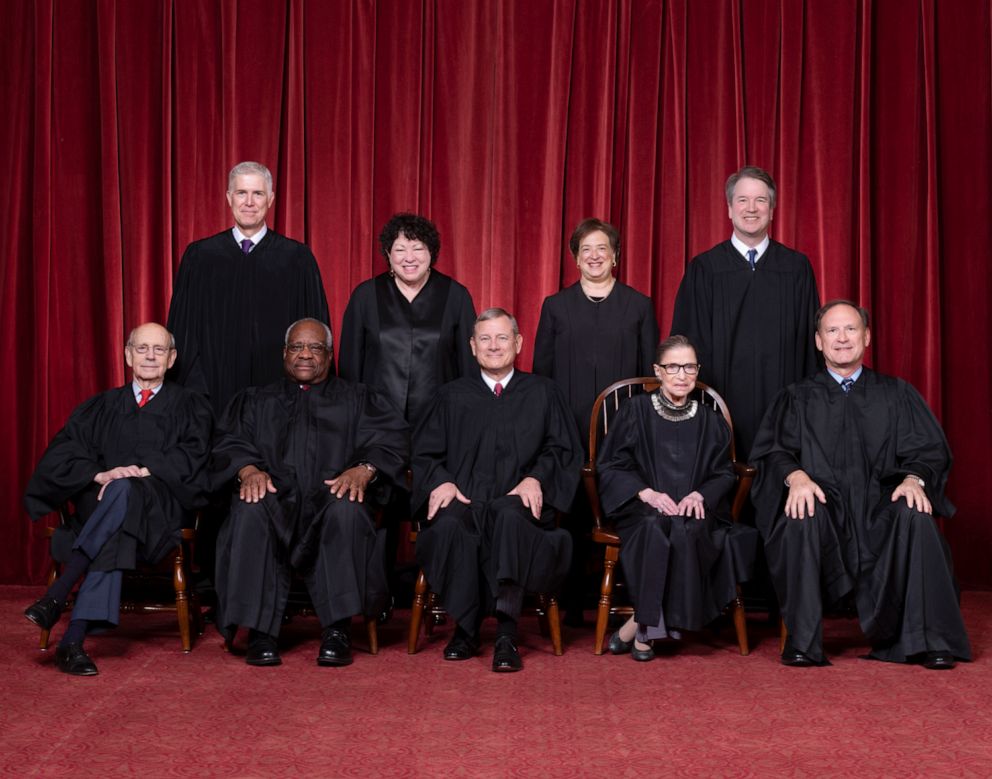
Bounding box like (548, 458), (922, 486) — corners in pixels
(492, 635), (523, 672)
(922, 651), (956, 670)
(25, 596), (64, 631)
(608, 630), (634, 655)
(246, 633), (282, 666)
(632, 642), (655, 662)
(55, 642), (98, 676)
(443, 632), (479, 661)
(317, 628), (353, 667)
(781, 649), (817, 667)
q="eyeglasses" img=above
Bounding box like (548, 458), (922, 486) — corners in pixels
(286, 342), (329, 355)
(658, 363), (700, 375)
(129, 344), (173, 356)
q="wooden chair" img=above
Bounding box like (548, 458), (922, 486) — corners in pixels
(38, 505), (203, 652)
(407, 524), (564, 656)
(582, 378), (755, 656)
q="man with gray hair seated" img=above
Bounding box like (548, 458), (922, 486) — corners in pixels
(24, 323), (213, 675)
(210, 318), (408, 667)
(412, 308), (582, 672)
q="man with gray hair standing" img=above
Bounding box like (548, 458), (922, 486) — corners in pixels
(167, 161), (329, 418)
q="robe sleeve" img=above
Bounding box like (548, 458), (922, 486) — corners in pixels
(693, 410), (736, 510)
(797, 259), (822, 378)
(410, 392), (458, 510)
(637, 296), (661, 374)
(139, 392), (214, 510)
(453, 285), (478, 378)
(595, 400), (651, 514)
(748, 387), (803, 531)
(532, 296), (556, 377)
(23, 396), (108, 520)
(348, 386), (410, 488)
(337, 284), (370, 382)
(165, 243), (211, 396)
(670, 258), (715, 384)
(524, 381), (582, 512)
(890, 381), (955, 517)
(208, 389), (269, 490)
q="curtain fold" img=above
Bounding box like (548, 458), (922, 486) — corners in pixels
(2, 0), (990, 587)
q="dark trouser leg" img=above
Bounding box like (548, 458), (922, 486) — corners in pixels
(215, 498), (292, 639)
(416, 502), (483, 634)
(485, 497), (572, 599)
(302, 497), (386, 627)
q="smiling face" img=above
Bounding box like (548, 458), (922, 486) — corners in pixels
(388, 232), (433, 288)
(125, 323), (176, 386)
(815, 304), (871, 376)
(653, 344), (698, 405)
(470, 315), (522, 380)
(727, 176), (773, 245)
(283, 321), (333, 384)
(575, 229), (616, 284)
(227, 173), (274, 237)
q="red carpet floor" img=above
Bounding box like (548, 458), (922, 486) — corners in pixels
(2, 585), (990, 777)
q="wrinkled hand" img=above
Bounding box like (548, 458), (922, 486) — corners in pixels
(427, 482), (470, 521)
(892, 477), (932, 515)
(325, 466), (374, 503)
(238, 465), (277, 503)
(784, 470), (826, 519)
(508, 477), (544, 521)
(94, 465), (150, 500)
(676, 491), (706, 519)
(638, 489), (679, 515)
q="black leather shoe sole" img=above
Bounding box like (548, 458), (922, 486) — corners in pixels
(317, 650), (353, 667)
(25, 596), (64, 631)
(923, 652), (956, 670)
(55, 643), (98, 676)
(492, 638), (522, 672)
(780, 651), (817, 667)
(443, 636), (479, 661)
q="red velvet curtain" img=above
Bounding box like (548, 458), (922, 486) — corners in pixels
(2, 0), (990, 587)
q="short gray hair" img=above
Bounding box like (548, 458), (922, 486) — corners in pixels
(474, 307), (519, 337)
(815, 299), (871, 330)
(285, 318), (333, 348)
(228, 161), (273, 194)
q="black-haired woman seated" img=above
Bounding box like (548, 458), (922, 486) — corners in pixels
(596, 335), (757, 660)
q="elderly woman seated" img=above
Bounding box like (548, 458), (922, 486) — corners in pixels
(596, 335), (757, 661)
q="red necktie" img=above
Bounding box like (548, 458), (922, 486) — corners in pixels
(138, 389), (153, 408)
(494, 382), (503, 398)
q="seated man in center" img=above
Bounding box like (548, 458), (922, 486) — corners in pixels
(413, 307), (582, 672)
(210, 318), (408, 667)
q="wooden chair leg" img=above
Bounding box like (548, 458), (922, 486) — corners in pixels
(366, 616), (379, 655)
(779, 616), (787, 654)
(425, 593), (440, 634)
(408, 568), (429, 654)
(39, 559), (59, 651)
(732, 584), (749, 656)
(594, 545), (619, 655)
(172, 545), (193, 652)
(545, 595), (563, 656)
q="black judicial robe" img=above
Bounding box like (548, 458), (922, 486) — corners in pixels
(338, 270), (476, 426)
(167, 230), (330, 416)
(750, 369), (971, 662)
(670, 240), (820, 459)
(412, 373), (582, 607)
(412, 372), (581, 515)
(24, 383), (213, 571)
(534, 281), (659, 447)
(211, 377), (409, 538)
(597, 395), (757, 629)
(210, 377), (409, 632)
